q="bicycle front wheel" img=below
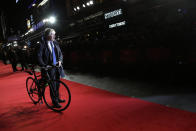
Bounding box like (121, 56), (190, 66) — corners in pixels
(43, 80), (71, 112)
(26, 77), (39, 104)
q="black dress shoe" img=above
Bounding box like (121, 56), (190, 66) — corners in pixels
(53, 103), (62, 108)
(58, 98), (65, 103)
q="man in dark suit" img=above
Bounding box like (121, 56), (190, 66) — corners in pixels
(37, 28), (65, 108)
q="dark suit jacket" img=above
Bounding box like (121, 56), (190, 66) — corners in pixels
(37, 40), (65, 78)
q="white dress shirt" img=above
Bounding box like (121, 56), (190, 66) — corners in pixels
(47, 41), (54, 53)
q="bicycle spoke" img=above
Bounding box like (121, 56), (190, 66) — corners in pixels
(43, 80), (71, 112)
(26, 77), (39, 104)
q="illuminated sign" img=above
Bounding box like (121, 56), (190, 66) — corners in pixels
(27, 20), (31, 29)
(38, 0), (49, 7)
(104, 9), (122, 19)
(109, 21), (126, 28)
(32, 21), (44, 31)
(30, 15), (34, 25)
(28, 0), (37, 9)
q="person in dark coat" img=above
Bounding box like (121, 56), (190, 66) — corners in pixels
(16, 47), (28, 71)
(37, 28), (65, 108)
(9, 47), (18, 72)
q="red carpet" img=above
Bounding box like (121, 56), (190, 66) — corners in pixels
(0, 61), (196, 131)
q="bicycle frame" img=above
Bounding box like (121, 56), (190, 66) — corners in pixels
(26, 65), (48, 102)
(30, 65), (59, 101)
(26, 65), (53, 86)
(30, 66), (41, 88)
(26, 64), (71, 112)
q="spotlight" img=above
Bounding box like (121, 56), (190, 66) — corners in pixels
(49, 16), (56, 24)
(89, 1), (94, 5)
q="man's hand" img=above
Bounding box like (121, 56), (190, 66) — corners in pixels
(58, 61), (62, 67)
(46, 65), (52, 68)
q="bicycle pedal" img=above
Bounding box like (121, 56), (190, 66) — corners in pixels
(39, 100), (43, 104)
(33, 101), (38, 105)
(39, 98), (43, 104)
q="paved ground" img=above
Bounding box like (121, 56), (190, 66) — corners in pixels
(64, 68), (196, 113)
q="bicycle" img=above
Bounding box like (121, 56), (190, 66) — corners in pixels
(25, 64), (71, 112)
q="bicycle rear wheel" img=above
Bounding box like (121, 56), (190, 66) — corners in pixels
(43, 80), (71, 112)
(26, 77), (39, 104)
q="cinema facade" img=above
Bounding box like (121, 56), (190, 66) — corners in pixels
(20, 0), (196, 70)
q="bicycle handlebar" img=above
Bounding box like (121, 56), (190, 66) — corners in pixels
(25, 64), (60, 76)
(41, 65), (60, 70)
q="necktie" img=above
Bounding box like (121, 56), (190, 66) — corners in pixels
(50, 42), (56, 65)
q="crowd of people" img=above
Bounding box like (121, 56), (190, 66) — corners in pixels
(0, 44), (28, 72)
(0, 22), (194, 73)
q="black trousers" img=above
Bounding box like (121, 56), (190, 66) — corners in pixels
(41, 68), (60, 104)
(11, 60), (17, 72)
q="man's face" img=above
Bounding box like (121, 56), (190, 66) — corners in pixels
(48, 30), (56, 41)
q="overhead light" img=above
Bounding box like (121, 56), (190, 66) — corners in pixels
(49, 16), (56, 24)
(13, 42), (18, 47)
(74, 8), (77, 11)
(89, 1), (94, 5)
(77, 6), (80, 10)
(30, 28), (34, 32)
(43, 16), (56, 24)
(38, 0), (48, 7)
(83, 4), (86, 8)
(43, 18), (48, 23)
(87, 2), (90, 6)
(32, 4), (36, 7)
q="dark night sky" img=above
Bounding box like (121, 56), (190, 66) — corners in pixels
(1, 0), (26, 34)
